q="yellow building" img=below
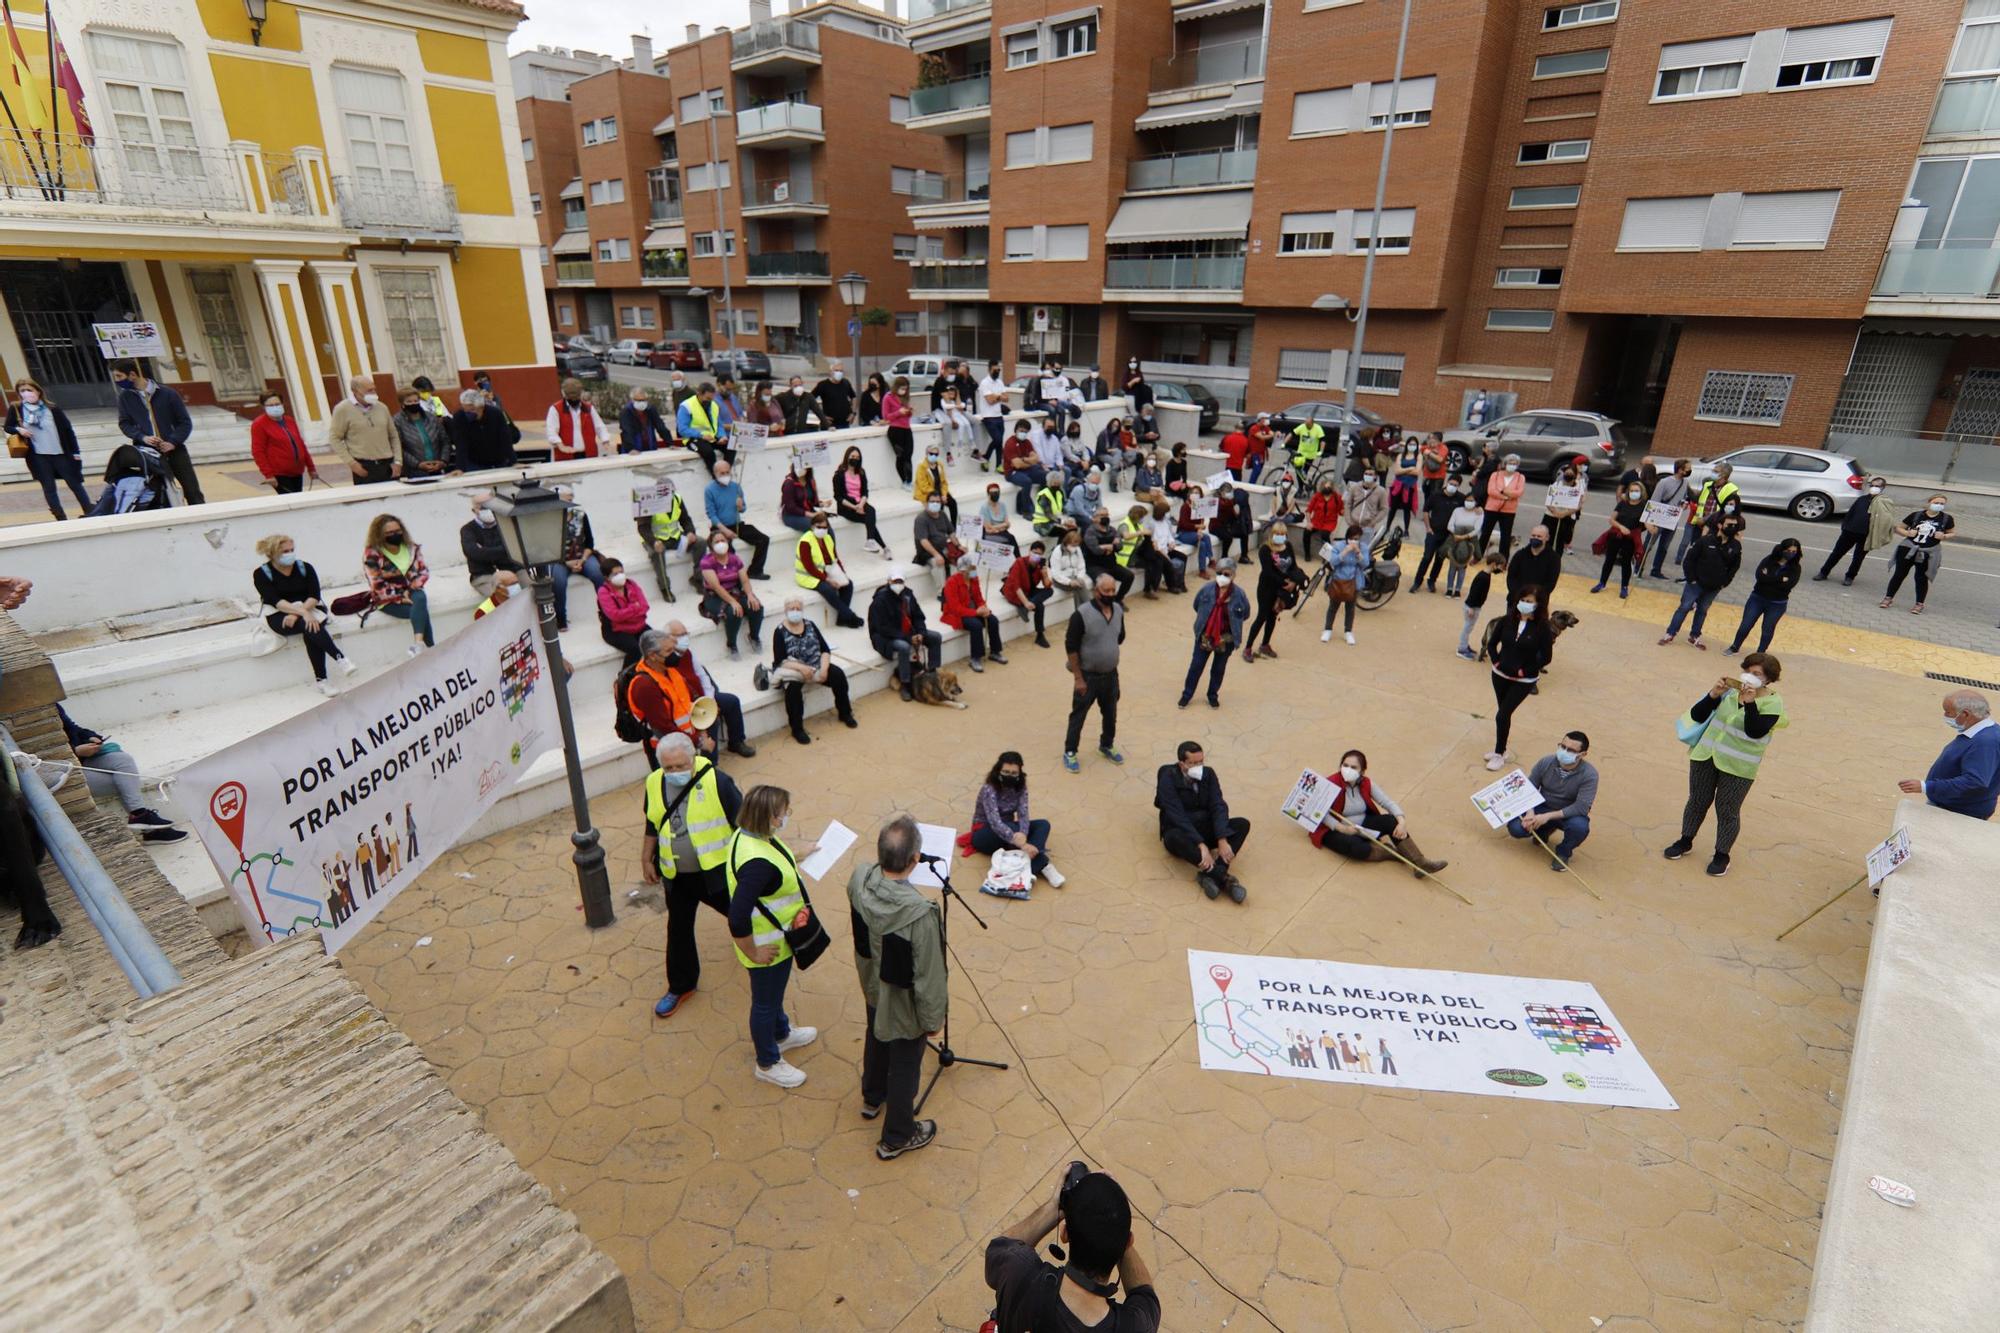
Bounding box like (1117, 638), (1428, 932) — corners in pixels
(0, 0), (551, 441)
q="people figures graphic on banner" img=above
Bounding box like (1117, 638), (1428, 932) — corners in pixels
(1504, 731), (1599, 872)
(1308, 750), (1449, 876)
(1155, 741), (1249, 903)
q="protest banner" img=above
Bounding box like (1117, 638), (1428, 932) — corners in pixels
(1279, 769), (1336, 833)
(729, 420), (769, 450)
(1545, 483), (1583, 511)
(177, 597), (556, 955)
(630, 477), (683, 518)
(978, 538), (1015, 573)
(1204, 467), (1234, 492)
(92, 321), (168, 359)
(1866, 827), (1912, 888)
(1642, 501), (1683, 531)
(956, 518), (984, 552)
(791, 437), (832, 472)
(1188, 949), (1676, 1109)
(1471, 769), (1543, 829)
(1191, 496), (1219, 520)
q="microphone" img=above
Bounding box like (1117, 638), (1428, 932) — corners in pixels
(918, 851), (947, 866)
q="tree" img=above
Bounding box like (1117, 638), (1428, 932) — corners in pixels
(860, 305), (892, 361)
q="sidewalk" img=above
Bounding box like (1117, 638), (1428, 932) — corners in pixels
(0, 451), (352, 528)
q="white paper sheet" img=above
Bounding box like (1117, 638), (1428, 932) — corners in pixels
(909, 822), (960, 889)
(798, 820), (858, 882)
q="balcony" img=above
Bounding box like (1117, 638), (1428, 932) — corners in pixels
(642, 250), (690, 284)
(1127, 146), (1258, 192)
(908, 259), (989, 297)
(908, 0), (990, 20)
(1150, 39), (1265, 93)
(745, 250), (831, 282)
(554, 258), (595, 285)
(0, 130), (328, 228)
(1103, 252), (1245, 301)
(741, 179), (829, 217)
(735, 101), (825, 148)
(906, 171), (991, 229)
(908, 75), (991, 133)
(650, 196), (684, 223)
(1873, 240), (2000, 305)
(731, 20), (821, 73)
(1931, 76), (2000, 137)
(332, 175), (461, 240)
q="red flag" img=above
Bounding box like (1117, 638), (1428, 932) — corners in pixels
(46, 2), (88, 140)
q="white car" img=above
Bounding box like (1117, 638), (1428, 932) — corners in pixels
(1687, 446), (1866, 522)
(606, 339), (655, 366)
(886, 354), (946, 382)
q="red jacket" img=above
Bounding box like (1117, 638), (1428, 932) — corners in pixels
(250, 413), (316, 480)
(1000, 555), (1045, 607)
(1306, 489), (1345, 533)
(940, 570), (987, 628)
(1308, 774), (1386, 849)
(1221, 431), (1251, 471)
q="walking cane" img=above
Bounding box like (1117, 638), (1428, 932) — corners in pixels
(1331, 817), (1473, 906)
(1527, 826), (1601, 901)
(1775, 872), (1868, 942)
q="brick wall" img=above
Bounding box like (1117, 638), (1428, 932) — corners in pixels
(1650, 317), (1860, 458)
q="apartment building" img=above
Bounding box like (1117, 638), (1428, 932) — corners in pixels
(0, 0), (550, 437)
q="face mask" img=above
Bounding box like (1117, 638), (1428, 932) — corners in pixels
(1362, 477), (1377, 488)
(404, 405), (423, 417)
(759, 394), (772, 403)
(785, 610), (804, 624)
(813, 524), (829, 535)
(609, 572), (628, 588)
(1515, 600), (1536, 616)
(1739, 673), (1763, 690)
(1463, 500), (1477, 511)
(1946, 714), (1968, 733)
(831, 370), (844, 381)
(661, 769), (693, 788)
(1445, 484), (1458, 496)
(1504, 463), (1519, 473)
(998, 772), (1024, 788)
(1868, 484), (1883, 495)
(1554, 749), (1579, 769)
(1724, 503), (1739, 514)
(1185, 764), (1205, 781)
(927, 501), (942, 515)
(1030, 553), (1044, 564)
(382, 532), (404, 547)
(889, 581), (905, 594)
(363, 393), (380, 405)
(264, 404), (284, 419)
(927, 451), (941, 462)
(716, 473), (732, 486)
(711, 541), (729, 554)
(19, 390), (38, 404)
(777, 813), (792, 834)
(1272, 536), (1287, 548)
(1529, 537), (1545, 548)
(1339, 764), (1362, 783)
(1928, 502), (1946, 515)
(987, 491), (1001, 502)
(475, 509), (496, 527)
(672, 377), (685, 387)
(1216, 573), (1231, 586)
(1628, 489), (1642, 502)
(276, 552), (297, 569)
(476, 380), (491, 391)
(632, 397), (648, 408)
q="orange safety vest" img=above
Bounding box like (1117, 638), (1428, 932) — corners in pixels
(629, 659), (692, 735)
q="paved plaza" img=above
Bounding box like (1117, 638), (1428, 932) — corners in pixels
(336, 575), (1960, 1331)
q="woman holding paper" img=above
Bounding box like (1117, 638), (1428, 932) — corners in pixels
(1541, 457), (1586, 555)
(726, 785), (821, 1089)
(1308, 750), (1448, 876)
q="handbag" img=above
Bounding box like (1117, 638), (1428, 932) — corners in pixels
(330, 591), (373, 617)
(746, 839), (831, 969)
(979, 848), (1034, 901)
(1675, 709), (1712, 747)
(6, 430), (27, 459)
(1328, 577), (1357, 604)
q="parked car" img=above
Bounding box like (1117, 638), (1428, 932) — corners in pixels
(648, 339), (705, 372)
(564, 349), (608, 383)
(1151, 380), (1220, 433)
(1687, 446), (1865, 521)
(1268, 400), (1388, 453)
(887, 354), (947, 384)
(1442, 408), (1628, 480)
(708, 349), (773, 382)
(606, 339), (656, 366)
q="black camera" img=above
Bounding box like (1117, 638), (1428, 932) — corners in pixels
(1058, 1160), (1090, 1211)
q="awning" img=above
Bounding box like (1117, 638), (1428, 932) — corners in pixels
(652, 114), (676, 135)
(558, 177), (584, 201)
(914, 213), (990, 231)
(1105, 189), (1253, 244)
(643, 225), (687, 250)
(1133, 82), (1262, 129)
(551, 229), (591, 256)
(1173, 0), (1266, 20)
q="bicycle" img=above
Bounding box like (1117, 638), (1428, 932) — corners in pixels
(1289, 531), (1403, 616)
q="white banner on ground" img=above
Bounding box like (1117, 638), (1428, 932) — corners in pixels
(1642, 501), (1683, 531)
(1866, 827), (1912, 888)
(1188, 950), (1676, 1109)
(1544, 484), (1582, 512)
(1471, 769), (1543, 829)
(177, 597), (556, 955)
(1280, 769), (1335, 833)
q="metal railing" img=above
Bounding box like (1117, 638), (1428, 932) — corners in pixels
(3, 725), (182, 998)
(743, 179), (825, 209)
(1150, 38), (1265, 92)
(736, 101), (824, 139)
(555, 258), (595, 283)
(642, 250), (689, 281)
(332, 175), (460, 237)
(746, 250), (830, 278)
(0, 129), (313, 215)
(650, 196), (684, 222)
(910, 74), (992, 119)
(767, 328), (820, 355)
(908, 0), (990, 19)
(1104, 253), (1245, 290)
(731, 19), (821, 62)
(1874, 240), (2000, 300)
(1127, 146), (1258, 191)
(909, 260), (989, 290)
(909, 171), (991, 204)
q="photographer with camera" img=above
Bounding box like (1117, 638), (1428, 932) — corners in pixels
(984, 1164), (1159, 1333)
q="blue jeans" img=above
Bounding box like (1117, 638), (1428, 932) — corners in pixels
(1181, 640), (1231, 704)
(1665, 583), (1718, 639)
(1176, 533), (1212, 573)
(1728, 593), (1786, 653)
(972, 819), (1050, 876)
(781, 513), (812, 533)
(379, 588), (434, 646)
(1507, 801), (1590, 855)
(747, 957), (794, 1068)
(1011, 465), (1045, 515)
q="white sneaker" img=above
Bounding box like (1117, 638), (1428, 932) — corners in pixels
(1320, 630), (1333, 643)
(1344, 632), (1356, 645)
(406, 642), (424, 658)
(754, 1059), (807, 1088)
(777, 1026), (818, 1053)
(864, 539), (883, 554)
(339, 657), (359, 677)
(315, 680), (339, 697)
(1042, 864), (1066, 889)
(1485, 752), (1505, 771)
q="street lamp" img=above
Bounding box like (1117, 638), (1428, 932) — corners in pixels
(838, 269), (867, 381)
(488, 476), (614, 930)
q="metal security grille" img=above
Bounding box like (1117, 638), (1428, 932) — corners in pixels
(1926, 670), (2000, 690)
(1829, 333), (1952, 435)
(375, 268), (452, 387)
(1945, 365), (2000, 440)
(1695, 370), (1794, 424)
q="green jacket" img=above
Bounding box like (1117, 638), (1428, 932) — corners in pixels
(846, 862), (948, 1041)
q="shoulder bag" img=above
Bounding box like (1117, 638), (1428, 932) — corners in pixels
(744, 838), (831, 969)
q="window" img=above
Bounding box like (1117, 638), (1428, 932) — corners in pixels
(1277, 349), (1333, 388)
(1004, 227), (1036, 261)
(580, 116), (618, 144)
(692, 230), (737, 257)
(1618, 195), (1711, 249)
(1051, 15), (1098, 59)
(1696, 371), (1794, 424)
(1518, 139), (1590, 164)
(376, 268), (452, 384)
(1731, 189), (1840, 247)
(1776, 19), (1892, 89)
(1544, 1), (1617, 29)
(1776, 55), (1877, 88)
(619, 305), (658, 329)
(581, 120), (598, 146)
(709, 89), (727, 114)
(588, 179), (625, 206)
(1486, 308), (1556, 332)
(1003, 224), (1089, 261)
(1006, 29), (1040, 68)
(538, 245), (549, 266)
(1534, 49), (1609, 78)
(1351, 207), (1415, 253)
(893, 233), (918, 260)
(1356, 352), (1404, 395)
(895, 312), (923, 336)
(1496, 266), (1564, 287)
(596, 238), (632, 263)
(522, 137), (535, 161)
(686, 161), (732, 192)
(90, 33), (203, 180)
(1366, 76), (1436, 128)
(1279, 212), (1338, 255)
(332, 65), (416, 190)
(563, 198), (587, 229)
(890, 165), (919, 194)
(889, 94), (911, 123)
(1006, 122), (1095, 167)
(679, 92), (708, 123)
(718, 308), (759, 335)
(557, 302), (573, 324)
(1952, 0), (2000, 76)
(1654, 35), (1750, 98)
(1292, 87), (1351, 136)
(530, 193), (542, 215)
(1510, 184), (1580, 210)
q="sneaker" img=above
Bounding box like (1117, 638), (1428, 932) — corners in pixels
(1662, 839), (1693, 861)
(728, 740), (758, 759)
(754, 1059), (807, 1088)
(127, 808), (174, 829)
(1226, 876), (1247, 904)
(406, 643), (424, 658)
(968, 658), (984, 673)
(142, 827), (189, 844)
(864, 539), (884, 554)
(1177, 696), (1191, 709)
(1042, 864), (1066, 889)
(749, 571), (772, 581)
(1198, 870), (1222, 901)
(315, 680), (339, 697)
(753, 664), (771, 691)
(1484, 753), (1505, 771)
(337, 657), (358, 676)
(1320, 630), (1333, 643)
(1343, 632), (1355, 646)
(1705, 853), (1730, 877)
(877, 1119), (938, 1160)
(1689, 637), (1708, 652)
(778, 1026), (818, 1053)
(1620, 587), (1629, 600)
(653, 988), (694, 1018)
(1063, 752), (1081, 773)
(860, 1101), (883, 1120)
(1550, 858), (1568, 873)
(1589, 583), (1606, 594)
(989, 652), (1008, 665)
(1456, 647), (1478, 660)
(1098, 745), (1124, 765)
(727, 645), (742, 661)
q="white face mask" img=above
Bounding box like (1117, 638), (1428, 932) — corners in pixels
(1339, 764), (1361, 783)
(1739, 673), (1764, 690)
(19, 390), (39, 404)
(831, 370), (843, 381)
(1928, 502), (1946, 515)
(715, 473), (732, 486)
(363, 393), (380, 406)
(1868, 485), (1883, 495)
(1184, 764), (1205, 781)
(1516, 600), (1536, 616)
(777, 813), (791, 833)
(264, 404), (284, 418)
(1215, 573), (1231, 587)
(475, 508), (496, 526)
(1463, 500), (1477, 510)
(1272, 536), (1287, 548)
(711, 541), (729, 555)
(609, 572), (628, 587)
(1504, 462), (1519, 473)
(672, 377), (685, 386)
(889, 581), (904, 594)
(785, 610), (804, 624)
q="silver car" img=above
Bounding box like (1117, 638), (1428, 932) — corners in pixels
(1687, 446), (1866, 522)
(1443, 409), (1628, 480)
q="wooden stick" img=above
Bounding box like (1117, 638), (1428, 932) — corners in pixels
(1529, 826), (1601, 900)
(1331, 817), (1473, 907)
(1775, 872), (1868, 942)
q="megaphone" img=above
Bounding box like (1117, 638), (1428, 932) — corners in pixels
(688, 696), (720, 731)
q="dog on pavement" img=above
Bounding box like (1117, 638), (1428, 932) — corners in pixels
(911, 668), (967, 709)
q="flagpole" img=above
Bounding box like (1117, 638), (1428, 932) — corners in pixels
(43, 0), (59, 195)
(0, 0), (55, 196)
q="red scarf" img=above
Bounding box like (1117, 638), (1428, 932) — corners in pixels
(1309, 774), (1381, 848)
(1202, 588), (1231, 648)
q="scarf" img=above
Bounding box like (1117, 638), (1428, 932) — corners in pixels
(1202, 588), (1232, 648)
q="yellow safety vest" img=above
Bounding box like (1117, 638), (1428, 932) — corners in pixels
(1033, 485), (1065, 526)
(643, 762), (733, 880)
(1685, 689), (1788, 781)
(727, 830), (806, 968)
(1292, 422), (1326, 463)
(648, 493), (687, 543)
(1115, 516), (1146, 567)
(1693, 479), (1740, 520)
(684, 397), (719, 440)
(794, 527), (837, 589)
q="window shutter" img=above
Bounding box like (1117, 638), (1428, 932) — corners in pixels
(1281, 210), (1340, 235)
(1277, 349), (1332, 386)
(763, 289), (802, 327)
(1367, 75), (1436, 117)
(1003, 227), (1036, 260)
(1353, 207), (1415, 238)
(1046, 122), (1094, 162)
(1781, 18), (1892, 64)
(1732, 190), (1840, 245)
(1004, 130), (1039, 167)
(1617, 196), (1711, 248)
(1658, 34), (1753, 69)
(1291, 87), (1349, 134)
(1044, 225), (1089, 260)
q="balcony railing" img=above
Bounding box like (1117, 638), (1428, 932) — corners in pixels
(744, 179), (825, 209)
(909, 171), (991, 204)
(767, 328), (820, 355)
(736, 101), (824, 139)
(1150, 38), (1265, 92)
(643, 250), (690, 281)
(746, 250), (831, 278)
(1104, 253), (1246, 290)
(650, 196), (684, 222)
(908, 0), (990, 19)
(910, 261), (989, 291)
(0, 130), (315, 215)
(332, 175), (460, 237)
(1127, 146), (1258, 191)
(731, 19), (821, 62)
(1874, 240), (2000, 300)
(910, 74), (992, 119)
(555, 258), (595, 284)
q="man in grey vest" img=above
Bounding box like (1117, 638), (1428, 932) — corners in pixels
(1062, 574), (1126, 774)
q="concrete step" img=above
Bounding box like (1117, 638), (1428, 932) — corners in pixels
(1, 405), (256, 483)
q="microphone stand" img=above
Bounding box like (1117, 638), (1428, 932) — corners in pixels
(914, 852), (1008, 1113)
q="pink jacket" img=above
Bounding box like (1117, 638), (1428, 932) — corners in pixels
(1485, 470), (1526, 515)
(883, 392), (912, 429)
(596, 580), (650, 635)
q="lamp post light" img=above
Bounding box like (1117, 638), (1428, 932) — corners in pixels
(488, 476), (614, 929)
(837, 269), (868, 382)
(243, 0), (268, 45)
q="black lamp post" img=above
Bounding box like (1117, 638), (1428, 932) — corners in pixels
(243, 0), (268, 45)
(488, 476), (614, 929)
(838, 269), (868, 380)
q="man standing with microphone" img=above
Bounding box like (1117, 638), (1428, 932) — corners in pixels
(846, 815), (947, 1160)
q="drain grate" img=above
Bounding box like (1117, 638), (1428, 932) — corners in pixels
(1926, 671), (2000, 691)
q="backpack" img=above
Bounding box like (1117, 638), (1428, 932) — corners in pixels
(612, 664), (648, 743)
(1023, 375), (1044, 411)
